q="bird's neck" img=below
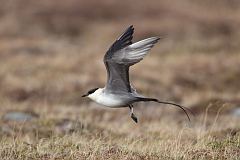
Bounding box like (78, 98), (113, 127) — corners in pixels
(88, 88), (104, 101)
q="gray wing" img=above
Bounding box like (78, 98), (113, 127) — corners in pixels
(104, 25), (160, 93)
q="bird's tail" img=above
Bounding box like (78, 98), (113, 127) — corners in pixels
(136, 97), (191, 122)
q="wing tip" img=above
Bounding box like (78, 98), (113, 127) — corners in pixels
(117, 25), (134, 41)
(149, 36), (162, 44)
(128, 25), (134, 30)
(125, 25), (134, 36)
(153, 37), (160, 43)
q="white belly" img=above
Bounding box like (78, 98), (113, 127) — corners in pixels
(95, 96), (126, 107)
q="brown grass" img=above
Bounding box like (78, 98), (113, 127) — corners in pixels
(0, 0), (239, 159)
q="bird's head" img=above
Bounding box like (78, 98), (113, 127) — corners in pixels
(82, 88), (99, 97)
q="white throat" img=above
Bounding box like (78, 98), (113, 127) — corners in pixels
(88, 88), (104, 102)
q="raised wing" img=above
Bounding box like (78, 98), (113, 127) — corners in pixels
(104, 25), (159, 93)
(111, 37), (160, 65)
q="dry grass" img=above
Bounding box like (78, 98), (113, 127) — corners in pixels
(0, 0), (240, 159)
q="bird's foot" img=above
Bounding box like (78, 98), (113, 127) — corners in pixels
(131, 113), (138, 123)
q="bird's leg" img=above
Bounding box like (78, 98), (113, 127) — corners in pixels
(128, 104), (138, 123)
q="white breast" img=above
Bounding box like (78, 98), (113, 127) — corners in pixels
(88, 88), (127, 107)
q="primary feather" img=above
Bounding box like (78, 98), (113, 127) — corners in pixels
(112, 37), (160, 65)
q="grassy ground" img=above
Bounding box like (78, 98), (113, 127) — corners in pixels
(0, 0), (240, 159)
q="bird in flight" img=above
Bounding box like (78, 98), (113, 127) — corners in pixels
(82, 25), (190, 123)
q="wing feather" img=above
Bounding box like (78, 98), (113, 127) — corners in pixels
(103, 26), (160, 93)
(112, 37), (160, 65)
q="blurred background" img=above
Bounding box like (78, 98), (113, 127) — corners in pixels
(0, 0), (240, 159)
(1, 0), (240, 115)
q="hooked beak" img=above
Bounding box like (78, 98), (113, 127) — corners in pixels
(82, 94), (88, 97)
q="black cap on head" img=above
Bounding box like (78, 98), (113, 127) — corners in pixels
(82, 88), (99, 97)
